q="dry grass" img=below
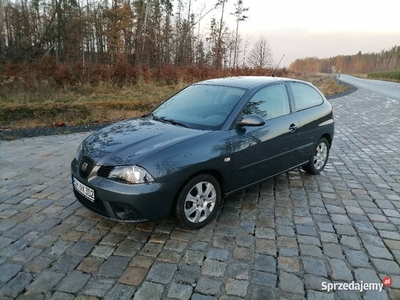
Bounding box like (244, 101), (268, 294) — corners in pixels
(0, 75), (348, 129)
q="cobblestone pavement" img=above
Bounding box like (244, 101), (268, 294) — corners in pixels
(1, 88), (400, 300)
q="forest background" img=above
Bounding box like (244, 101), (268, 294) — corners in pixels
(0, 0), (398, 129)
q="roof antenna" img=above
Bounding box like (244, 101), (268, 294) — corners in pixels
(271, 54), (285, 77)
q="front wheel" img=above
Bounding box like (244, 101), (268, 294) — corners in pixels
(175, 174), (221, 229)
(302, 138), (330, 175)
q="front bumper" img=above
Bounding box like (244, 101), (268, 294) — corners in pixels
(71, 158), (181, 222)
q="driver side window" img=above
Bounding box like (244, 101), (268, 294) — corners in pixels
(242, 84), (290, 120)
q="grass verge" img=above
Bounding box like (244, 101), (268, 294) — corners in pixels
(0, 75), (348, 130)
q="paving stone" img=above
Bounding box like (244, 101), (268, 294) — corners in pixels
(251, 271), (277, 287)
(298, 235), (321, 246)
(255, 227), (275, 239)
(139, 243), (163, 257)
(235, 234), (254, 248)
(279, 272), (304, 294)
(307, 290), (335, 300)
(25, 255), (55, 273)
(206, 248), (229, 261)
(57, 270), (90, 293)
(167, 282), (193, 300)
(300, 244), (323, 257)
(130, 255), (154, 269)
(114, 240), (141, 257)
(354, 268), (380, 283)
(334, 225), (357, 236)
(329, 259), (353, 281)
(344, 249), (371, 268)
(1, 272), (33, 298)
(225, 279), (248, 297)
(191, 294), (217, 300)
(190, 241), (209, 251)
(118, 267), (148, 286)
(164, 239), (188, 252)
(277, 236), (297, 248)
(146, 262), (177, 284)
(0, 240), (29, 257)
(278, 256), (301, 273)
(254, 254), (276, 273)
(331, 214), (351, 225)
(276, 226), (295, 237)
(302, 257), (327, 277)
(48, 291), (74, 300)
(364, 244), (394, 260)
(317, 222), (334, 233)
(91, 245), (115, 258)
(103, 284), (136, 300)
(340, 236), (361, 250)
(322, 243), (344, 259)
(233, 246), (254, 262)
(76, 256), (104, 274)
(201, 258), (226, 277)
(279, 247), (299, 257)
(183, 250), (205, 265)
(66, 241), (95, 257)
(379, 230), (400, 240)
(371, 259), (400, 274)
(157, 249), (182, 263)
(304, 274), (331, 291)
(27, 270), (64, 293)
(255, 239), (277, 256)
(195, 277), (222, 295)
(51, 255), (82, 272)
(97, 256), (131, 278)
(225, 262), (249, 280)
(176, 264), (201, 284)
(0, 263), (22, 283)
(296, 225), (317, 236)
(250, 286), (277, 300)
(83, 278), (115, 297)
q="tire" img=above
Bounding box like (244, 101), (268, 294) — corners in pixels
(175, 174), (221, 229)
(302, 137), (330, 175)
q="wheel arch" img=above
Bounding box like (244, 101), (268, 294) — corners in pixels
(170, 169), (226, 216)
(320, 133), (332, 148)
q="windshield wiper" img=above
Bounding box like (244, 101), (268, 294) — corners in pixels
(158, 117), (189, 128)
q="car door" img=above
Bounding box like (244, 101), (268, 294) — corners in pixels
(286, 81), (328, 164)
(228, 83), (300, 191)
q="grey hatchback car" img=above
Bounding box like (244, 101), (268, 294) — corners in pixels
(71, 76), (334, 229)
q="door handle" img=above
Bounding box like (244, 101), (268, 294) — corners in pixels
(289, 124), (298, 132)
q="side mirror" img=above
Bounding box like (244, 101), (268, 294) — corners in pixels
(237, 114), (265, 127)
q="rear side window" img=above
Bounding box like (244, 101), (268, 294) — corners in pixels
(289, 82), (323, 111)
(242, 84), (290, 120)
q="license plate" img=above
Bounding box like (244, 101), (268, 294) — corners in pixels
(73, 176), (95, 202)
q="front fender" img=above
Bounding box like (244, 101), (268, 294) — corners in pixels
(140, 131), (233, 183)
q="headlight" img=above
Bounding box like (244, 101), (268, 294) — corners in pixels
(76, 142), (83, 161)
(108, 165), (155, 184)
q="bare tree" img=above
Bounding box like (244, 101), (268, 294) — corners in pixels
(231, 0), (248, 68)
(248, 36), (273, 68)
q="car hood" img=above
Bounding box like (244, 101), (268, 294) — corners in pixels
(80, 118), (209, 165)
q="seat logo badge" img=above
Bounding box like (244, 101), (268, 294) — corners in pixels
(224, 157), (231, 163)
(81, 162), (88, 171)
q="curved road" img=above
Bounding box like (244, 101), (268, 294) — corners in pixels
(340, 74), (400, 101)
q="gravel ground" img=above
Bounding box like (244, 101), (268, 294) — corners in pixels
(0, 81), (357, 141)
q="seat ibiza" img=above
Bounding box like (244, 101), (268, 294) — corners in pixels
(71, 76), (334, 229)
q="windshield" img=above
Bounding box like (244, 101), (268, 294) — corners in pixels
(152, 84), (246, 130)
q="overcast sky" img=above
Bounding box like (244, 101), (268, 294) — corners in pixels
(203, 0), (400, 67)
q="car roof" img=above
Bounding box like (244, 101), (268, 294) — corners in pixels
(197, 76), (300, 89)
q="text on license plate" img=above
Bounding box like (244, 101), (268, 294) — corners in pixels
(73, 177), (95, 202)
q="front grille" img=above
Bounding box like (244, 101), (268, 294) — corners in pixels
(97, 166), (114, 178)
(79, 156), (94, 179)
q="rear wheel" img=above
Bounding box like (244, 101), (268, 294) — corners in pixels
(175, 174), (221, 229)
(302, 137), (330, 175)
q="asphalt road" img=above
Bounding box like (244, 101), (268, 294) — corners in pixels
(1, 87), (400, 299)
(339, 75), (400, 101)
